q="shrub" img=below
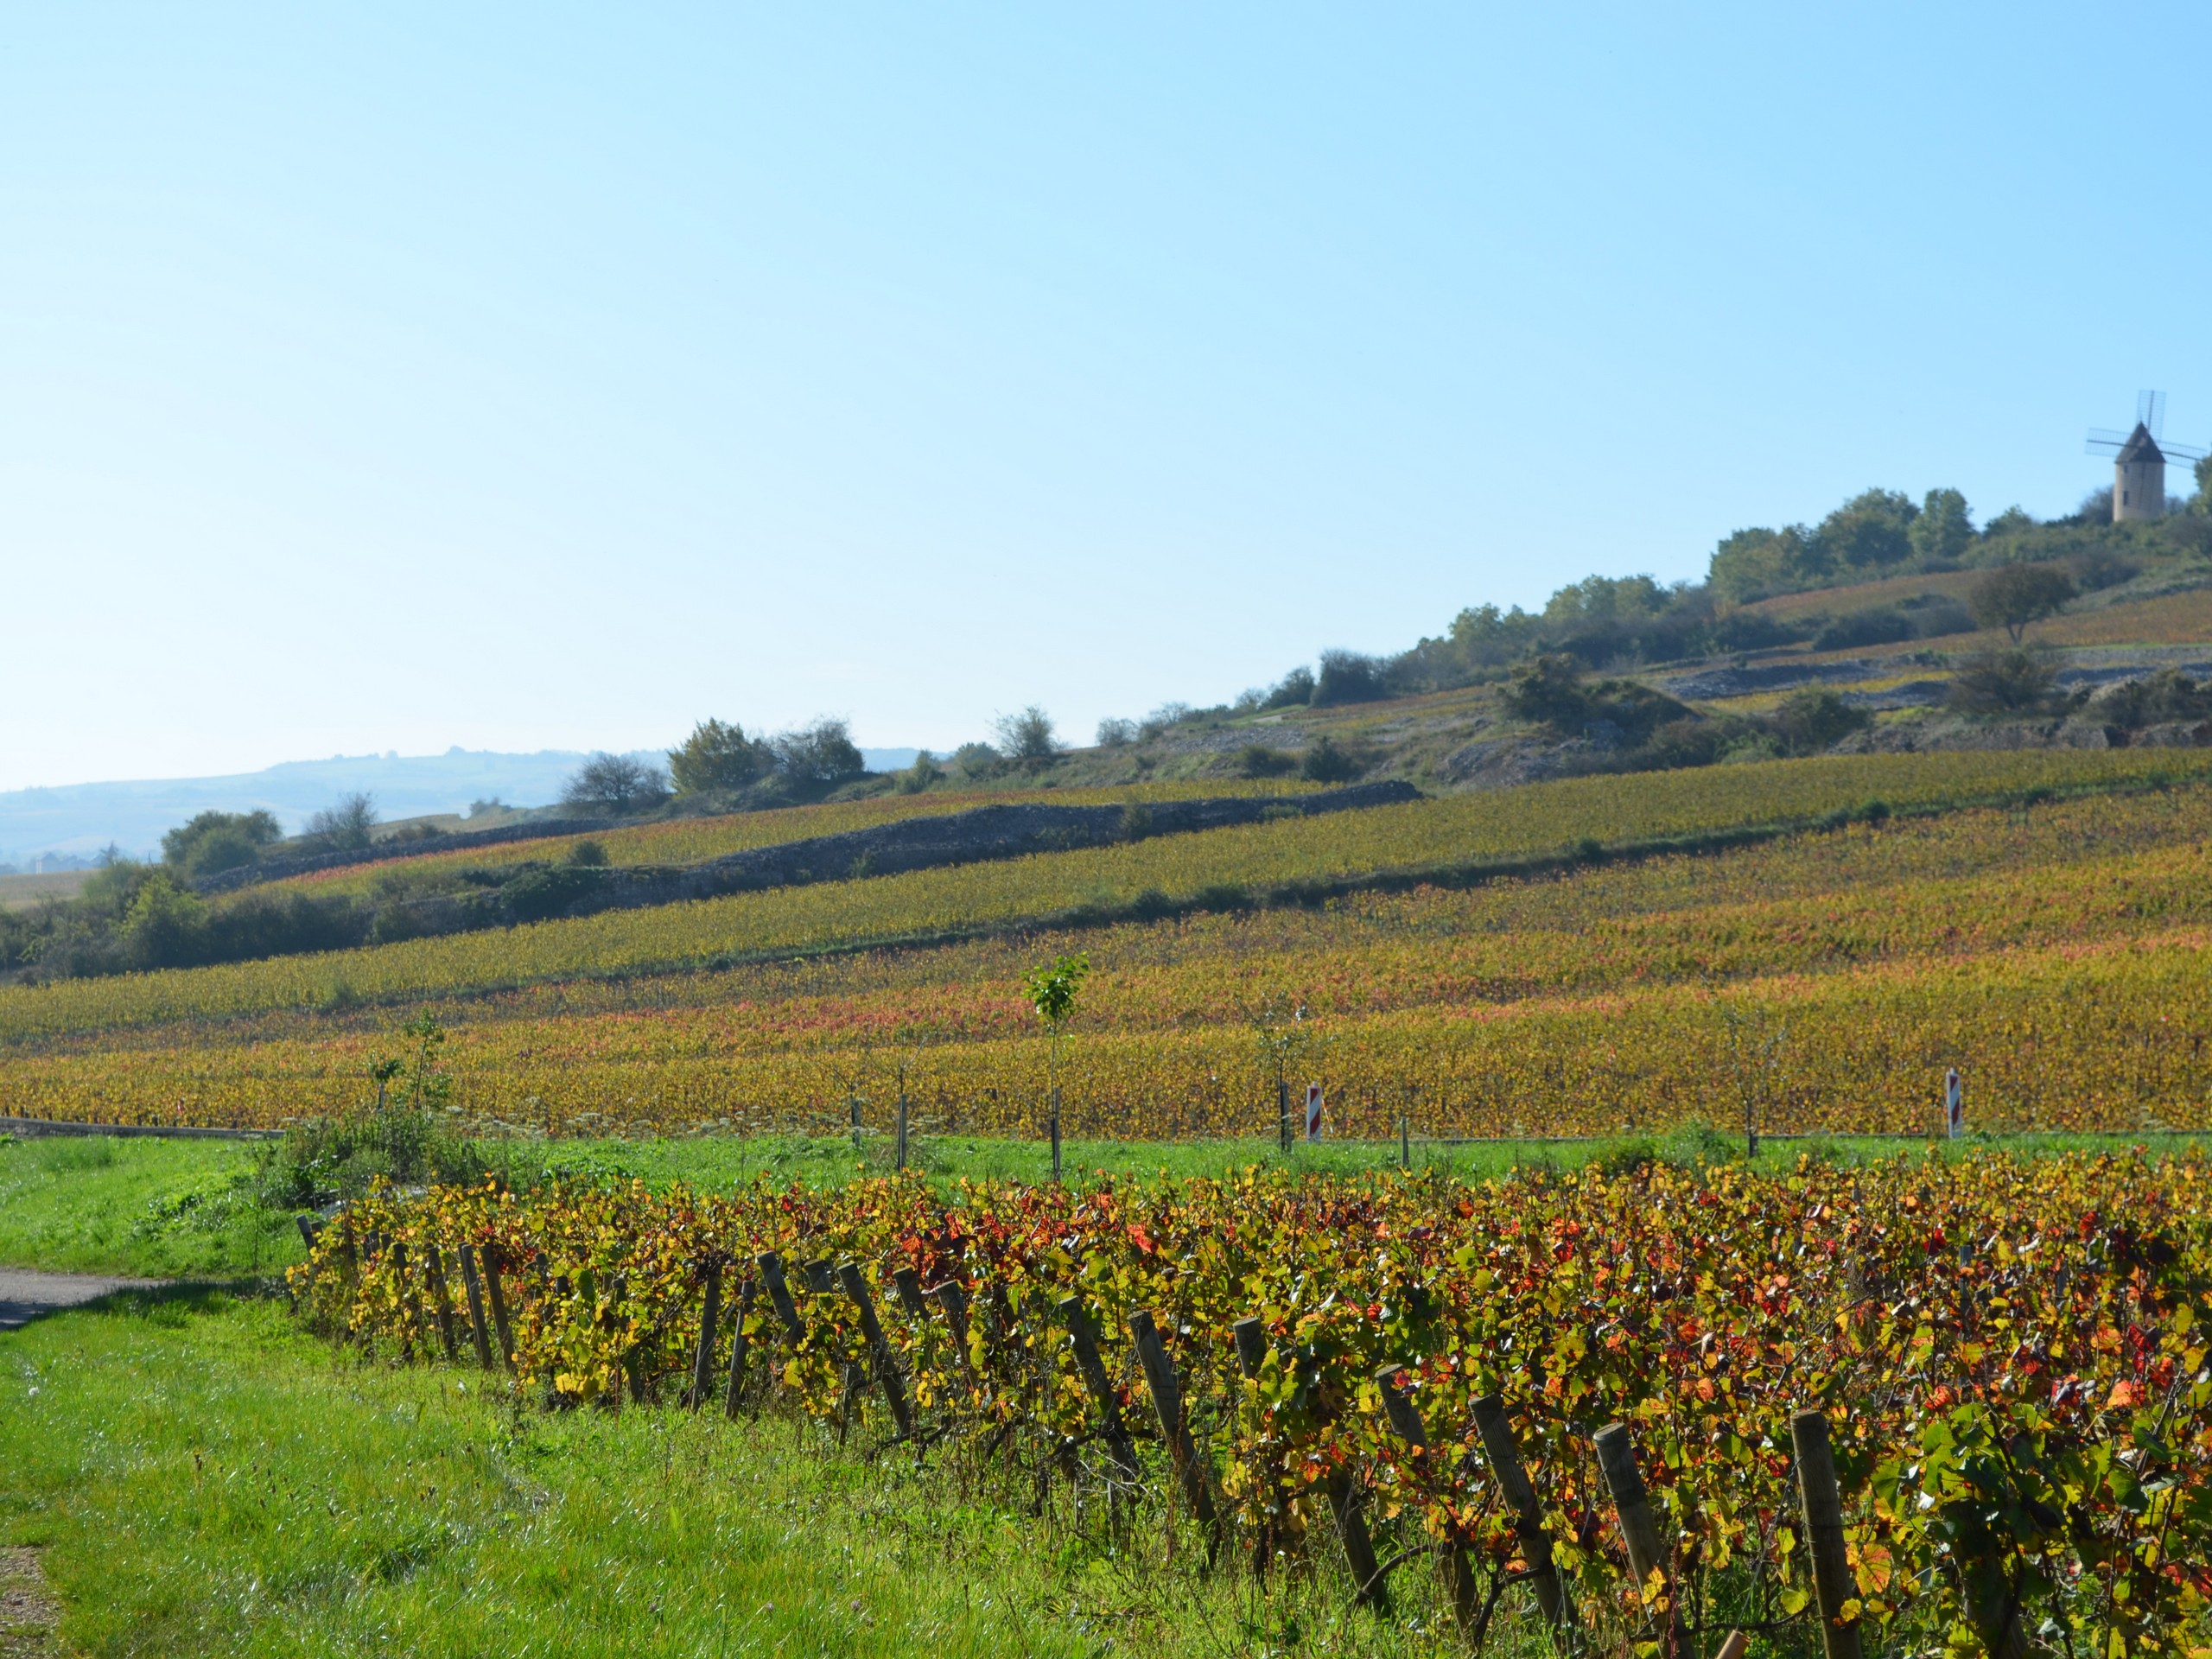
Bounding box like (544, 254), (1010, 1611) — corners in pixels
(668, 718), (772, 796)
(994, 707), (1060, 765)
(1310, 650), (1390, 707)
(2093, 669), (2212, 733)
(951, 742), (1002, 780)
(1094, 718), (1138, 748)
(1771, 690), (1871, 753)
(2070, 548), (2139, 592)
(897, 751), (943, 793)
(1300, 736), (1362, 783)
(565, 839), (608, 868)
(301, 793), (379, 854)
(1948, 648), (2059, 715)
(1813, 607), (1913, 651)
(1707, 610), (1808, 652)
(769, 718), (866, 787)
(560, 755), (670, 816)
(1263, 667), (1316, 709)
(1138, 703), (1192, 741)
(162, 810), (283, 880)
(1236, 744), (1298, 779)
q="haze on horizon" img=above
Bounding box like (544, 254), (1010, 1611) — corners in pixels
(3, 3), (2208, 795)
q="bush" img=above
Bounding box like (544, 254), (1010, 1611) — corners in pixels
(668, 718), (771, 796)
(1813, 607), (1913, 651)
(1095, 718), (1137, 748)
(1263, 667), (1317, 709)
(2094, 669), (2212, 732)
(2070, 548), (2139, 592)
(1236, 744), (1298, 779)
(993, 707), (1060, 765)
(1948, 648), (2059, 715)
(950, 742), (1002, 780)
(1771, 690), (1871, 753)
(1310, 650), (1389, 707)
(301, 792), (379, 855)
(1708, 610), (1808, 652)
(162, 810), (283, 880)
(1300, 736), (1362, 783)
(769, 718), (866, 788)
(565, 839), (607, 868)
(1138, 703), (1192, 741)
(1119, 803), (1154, 842)
(1898, 594), (1975, 639)
(560, 755), (670, 816)
(897, 751), (943, 793)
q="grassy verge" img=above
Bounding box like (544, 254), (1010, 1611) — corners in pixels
(7, 1126), (2206, 1280)
(0, 1289), (1467, 1658)
(0, 1135), (301, 1279)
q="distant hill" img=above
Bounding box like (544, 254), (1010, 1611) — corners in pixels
(0, 746), (920, 867)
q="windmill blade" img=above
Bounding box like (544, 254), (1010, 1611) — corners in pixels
(2164, 440), (2209, 463)
(2088, 427), (2132, 445)
(2139, 389), (2165, 438)
(2086, 439), (2125, 456)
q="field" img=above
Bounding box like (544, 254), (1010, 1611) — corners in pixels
(8, 747), (2212, 1139)
(296, 1148), (2212, 1659)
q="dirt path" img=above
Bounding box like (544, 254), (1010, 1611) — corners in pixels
(0, 1269), (167, 1334)
(0, 1548), (63, 1656)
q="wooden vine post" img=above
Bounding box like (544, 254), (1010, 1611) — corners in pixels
(722, 1277), (757, 1419)
(1595, 1421), (1688, 1656)
(755, 1252), (808, 1347)
(933, 1281), (981, 1390)
(1127, 1311), (1220, 1554)
(1789, 1410), (1864, 1659)
(1056, 1295), (1141, 1482)
(423, 1243), (461, 1362)
(686, 1257), (723, 1412)
(455, 1243), (496, 1370)
(1471, 1394), (1574, 1630)
(1374, 1363), (1478, 1628)
(478, 1244), (519, 1377)
(836, 1262), (915, 1437)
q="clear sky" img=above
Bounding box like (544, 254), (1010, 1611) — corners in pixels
(3, 3), (2207, 791)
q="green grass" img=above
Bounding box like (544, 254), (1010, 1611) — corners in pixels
(0, 1135), (301, 1278)
(0, 1290), (1471, 1658)
(9, 1126), (2207, 1281)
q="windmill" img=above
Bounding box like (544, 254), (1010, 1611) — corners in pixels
(2087, 391), (2208, 523)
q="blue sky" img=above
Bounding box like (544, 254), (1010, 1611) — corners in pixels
(3, 3), (2207, 791)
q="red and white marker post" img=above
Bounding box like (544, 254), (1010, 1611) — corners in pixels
(1944, 1068), (1963, 1139)
(1304, 1083), (1324, 1142)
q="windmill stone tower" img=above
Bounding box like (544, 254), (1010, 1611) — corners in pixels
(2088, 391), (2206, 523)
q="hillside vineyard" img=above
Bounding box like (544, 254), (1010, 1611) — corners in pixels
(10, 747), (2212, 1137)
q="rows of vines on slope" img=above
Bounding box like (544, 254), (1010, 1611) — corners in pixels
(283, 779), (1320, 897)
(9, 747), (2212, 1048)
(304, 1154), (2212, 1658)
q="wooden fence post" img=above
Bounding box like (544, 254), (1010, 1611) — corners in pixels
(480, 1244), (519, 1377)
(836, 1262), (915, 1437)
(1055, 1295), (1141, 1482)
(723, 1277), (757, 1419)
(934, 1281), (980, 1389)
(896, 1094), (909, 1172)
(423, 1243), (461, 1362)
(755, 1251), (807, 1346)
(1471, 1394), (1573, 1630)
(1375, 1364), (1478, 1629)
(804, 1257), (836, 1294)
(456, 1244), (495, 1370)
(296, 1213), (322, 1253)
(1595, 1421), (1688, 1656)
(1127, 1311), (1219, 1548)
(1789, 1410), (1864, 1659)
(686, 1257), (723, 1412)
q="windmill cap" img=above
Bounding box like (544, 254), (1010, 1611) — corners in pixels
(2118, 423), (2165, 465)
